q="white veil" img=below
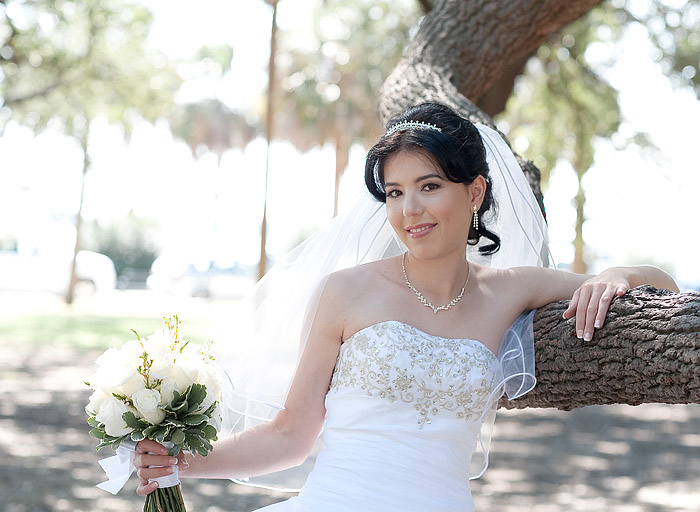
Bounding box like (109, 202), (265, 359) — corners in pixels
(216, 122), (550, 490)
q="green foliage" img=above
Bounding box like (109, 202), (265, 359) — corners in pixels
(500, 6), (623, 188)
(0, 0), (179, 136)
(169, 98), (257, 160)
(614, 0), (700, 98)
(275, 0), (421, 149)
(87, 383), (219, 457)
(83, 211), (160, 278)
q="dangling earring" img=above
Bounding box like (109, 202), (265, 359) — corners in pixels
(472, 204), (479, 232)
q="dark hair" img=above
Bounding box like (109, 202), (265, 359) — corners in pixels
(364, 102), (500, 254)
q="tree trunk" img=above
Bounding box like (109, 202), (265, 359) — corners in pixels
(66, 131), (90, 305)
(378, 0), (603, 216)
(378, 0), (700, 408)
(502, 286), (700, 410)
(571, 176), (586, 274)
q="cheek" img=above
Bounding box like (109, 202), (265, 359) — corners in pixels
(386, 203), (405, 235)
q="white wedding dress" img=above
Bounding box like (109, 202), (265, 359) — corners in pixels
(254, 320), (502, 512)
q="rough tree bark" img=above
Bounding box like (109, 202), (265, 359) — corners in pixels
(378, 0), (700, 409)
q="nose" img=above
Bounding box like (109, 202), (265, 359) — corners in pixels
(403, 191), (423, 217)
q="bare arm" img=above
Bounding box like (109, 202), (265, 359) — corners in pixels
(134, 276), (347, 494)
(511, 264), (678, 343)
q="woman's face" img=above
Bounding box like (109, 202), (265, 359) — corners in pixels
(383, 150), (477, 260)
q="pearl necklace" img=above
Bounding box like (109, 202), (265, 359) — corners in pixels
(401, 252), (470, 314)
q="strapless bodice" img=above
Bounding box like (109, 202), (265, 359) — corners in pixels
(257, 321), (501, 512)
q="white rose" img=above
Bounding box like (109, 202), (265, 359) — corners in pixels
(117, 370), (147, 397)
(159, 378), (179, 406)
(95, 347), (119, 367)
(86, 389), (110, 416)
(96, 397), (133, 437)
(170, 358), (200, 393)
(145, 331), (177, 377)
(132, 388), (166, 425)
(198, 365), (222, 409)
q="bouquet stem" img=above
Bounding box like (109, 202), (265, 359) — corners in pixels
(144, 484), (186, 512)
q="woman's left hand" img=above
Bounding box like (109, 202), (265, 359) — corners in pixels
(562, 268), (630, 342)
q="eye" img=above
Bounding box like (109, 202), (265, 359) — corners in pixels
(422, 182), (440, 191)
(386, 189), (402, 199)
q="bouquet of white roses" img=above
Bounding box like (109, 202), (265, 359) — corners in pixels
(86, 316), (223, 512)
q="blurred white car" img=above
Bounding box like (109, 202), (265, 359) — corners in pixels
(0, 249), (117, 295)
(147, 256), (256, 298)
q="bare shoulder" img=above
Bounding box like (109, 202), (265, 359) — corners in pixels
(476, 264), (588, 310)
(325, 259), (393, 298)
(323, 259), (398, 338)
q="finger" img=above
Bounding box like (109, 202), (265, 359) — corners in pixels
(575, 285), (593, 339)
(134, 454), (178, 470)
(563, 288), (581, 319)
(593, 286), (617, 329)
(136, 439), (169, 455)
(136, 480), (159, 496)
(136, 465), (176, 481)
(616, 284), (629, 296)
(583, 286), (605, 341)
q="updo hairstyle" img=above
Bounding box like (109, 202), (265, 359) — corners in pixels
(364, 102), (500, 255)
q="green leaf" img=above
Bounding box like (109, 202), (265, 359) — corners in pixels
(87, 416), (100, 428)
(164, 417), (187, 428)
(131, 430), (146, 442)
(112, 435), (127, 450)
(167, 444), (181, 457)
(153, 426), (170, 443)
(182, 414), (207, 426)
(186, 428), (205, 438)
(96, 440), (113, 451)
(89, 427), (106, 439)
(168, 392), (188, 413)
(199, 437), (213, 452)
(123, 411), (149, 430)
(170, 428), (185, 446)
(200, 424), (217, 440)
(184, 433), (203, 452)
(184, 384), (206, 411)
(202, 402), (218, 417)
(143, 425), (160, 438)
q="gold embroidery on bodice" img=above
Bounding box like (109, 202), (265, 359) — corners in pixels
(329, 321), (498, 427)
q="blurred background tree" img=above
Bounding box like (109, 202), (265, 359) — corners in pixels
(498, 0), (700, 273)
(274, 0), (421, 216)
(1, 0), (698, 291)
(0, 0), (179, 303)
(84, 211), (160, 289)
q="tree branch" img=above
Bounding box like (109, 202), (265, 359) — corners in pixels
(502, 286), (700, 410)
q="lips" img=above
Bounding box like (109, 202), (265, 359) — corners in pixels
(406, 223), (436, 238)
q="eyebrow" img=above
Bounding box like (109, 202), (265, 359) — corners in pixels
(385, 173), (444, 188)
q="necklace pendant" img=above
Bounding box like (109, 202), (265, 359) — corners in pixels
(402, 252), (470, 315)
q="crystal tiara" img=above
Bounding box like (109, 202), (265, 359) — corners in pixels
(385, 120), (442, 136)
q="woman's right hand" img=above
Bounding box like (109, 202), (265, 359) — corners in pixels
(134, 439), (181, 496)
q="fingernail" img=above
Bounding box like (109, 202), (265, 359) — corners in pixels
(594, 321), (601, 329)
(577, 330), (583, 338)
(168, 466), (175, 474)
(584, 332), (591, 341)
(169, 458), (178, 465)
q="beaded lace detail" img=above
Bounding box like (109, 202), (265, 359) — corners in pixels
(329, 321), (498, 427)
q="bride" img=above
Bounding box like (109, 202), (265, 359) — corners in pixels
(132, 103), (677, 511)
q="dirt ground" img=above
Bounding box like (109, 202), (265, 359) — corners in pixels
(1, 293), (699, 512)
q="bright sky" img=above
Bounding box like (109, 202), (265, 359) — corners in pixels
(1, 1), (698, 288)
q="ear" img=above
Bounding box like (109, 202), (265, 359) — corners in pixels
(469, 175), (487, 208)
